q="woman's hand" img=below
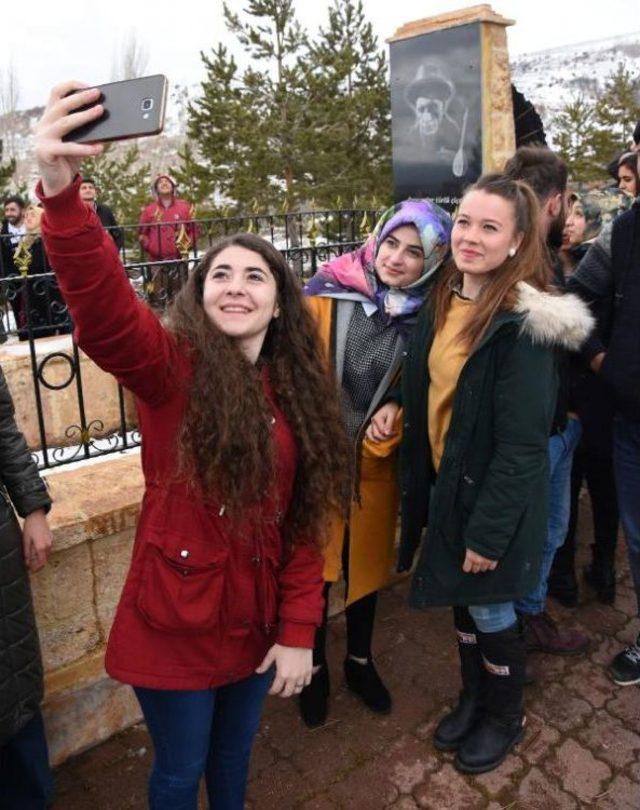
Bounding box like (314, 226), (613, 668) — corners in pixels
(590, 352), (606, 374)
(22, 508), (53, 573)
(462, 548), (497, 574)
(34, 82), (105, 198)
(366, 402), (400, 443)
(255, 643), (312, 698)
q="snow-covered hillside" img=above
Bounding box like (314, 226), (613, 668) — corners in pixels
(511, 31), (640, 145)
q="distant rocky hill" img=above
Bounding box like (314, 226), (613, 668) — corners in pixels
(3, 31), (640, 195)
(0, 97), (188, 192)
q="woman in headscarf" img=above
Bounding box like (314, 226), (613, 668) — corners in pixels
(300, 200), (452, 726)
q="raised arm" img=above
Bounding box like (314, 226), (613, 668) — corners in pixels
(34, 83), (180, 406)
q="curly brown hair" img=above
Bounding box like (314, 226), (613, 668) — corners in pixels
(167, 233), (352, 544)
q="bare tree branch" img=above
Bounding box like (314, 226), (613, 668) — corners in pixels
(111, 31), (150, 81)
(0, 63), (21, 161)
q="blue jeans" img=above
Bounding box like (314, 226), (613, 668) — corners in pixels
(0, 711), (53, 810)
(438, 479), (517, 634)
(613, 415), (640, 616)
(516, 417), (582, 615)
(135, 670), (272, 810)
(469, 602), (516, 633)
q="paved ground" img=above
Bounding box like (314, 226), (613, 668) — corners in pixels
(54, 505), (640, 809)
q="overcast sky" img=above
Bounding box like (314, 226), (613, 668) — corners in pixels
(4, 0), (639, 110)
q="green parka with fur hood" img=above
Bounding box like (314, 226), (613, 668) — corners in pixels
(396, 282), (594, 608)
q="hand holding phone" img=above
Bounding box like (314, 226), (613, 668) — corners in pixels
(62, 75), (168, 144)
(34, 83), (105, 197)
(34, 77), (168, 198)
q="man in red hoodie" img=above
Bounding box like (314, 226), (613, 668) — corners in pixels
(138, 174), (197, 262)
(138, 175), (198, 306)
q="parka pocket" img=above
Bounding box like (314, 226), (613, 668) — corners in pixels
(136, 532), (229, 634)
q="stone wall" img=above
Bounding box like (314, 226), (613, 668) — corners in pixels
(34, 454), (144, 765)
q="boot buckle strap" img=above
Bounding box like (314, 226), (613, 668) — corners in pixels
(481, 655), (510, 677)
(456, 630), (477, 645)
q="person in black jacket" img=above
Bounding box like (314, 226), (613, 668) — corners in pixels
(503, 146), (589, 656)
(549, 189), (631, 607)
(568, 175), (640, 687)
(0, 365), (54, 809)
(9, 204), (72, 341)
(1, 195), (28, 341)
(79, 178), (124, 251)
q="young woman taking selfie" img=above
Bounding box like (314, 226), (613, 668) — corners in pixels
(370, 174), (593, 774)
(34, 83), (351, 810)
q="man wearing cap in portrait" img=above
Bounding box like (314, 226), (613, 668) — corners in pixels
(404, 63), (469, 177)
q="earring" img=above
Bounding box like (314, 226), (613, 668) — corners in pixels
(508, 247), (516, 258)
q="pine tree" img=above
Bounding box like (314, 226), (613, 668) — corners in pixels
(592, 63), (640, 162)
(305, 0), (391, 208)
(176, 1), (311, 212)
(82, 144), (151, 239)
(174, 43), (265, 212)
(553, 96), (600, 182)
(0, 158), (16, 200)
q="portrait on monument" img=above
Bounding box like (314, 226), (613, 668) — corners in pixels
(390, 23), (482, 210)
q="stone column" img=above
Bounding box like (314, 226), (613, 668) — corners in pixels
(388, 4), (515, 205)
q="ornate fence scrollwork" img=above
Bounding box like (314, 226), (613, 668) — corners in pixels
(36, 351), (76, 391)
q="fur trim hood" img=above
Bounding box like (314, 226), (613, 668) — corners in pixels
(514, 281), (594, 351)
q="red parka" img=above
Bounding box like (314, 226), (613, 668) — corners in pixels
(138, 195), (198, 262)
(39, 178), (324, 690)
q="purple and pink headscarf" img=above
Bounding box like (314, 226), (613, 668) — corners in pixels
(304, 199), (452, 335)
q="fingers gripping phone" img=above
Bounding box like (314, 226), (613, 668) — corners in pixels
(62, 75), (168, 143)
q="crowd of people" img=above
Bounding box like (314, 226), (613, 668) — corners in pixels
(0, 171), (199, 340)
(0, 81), (639, 809)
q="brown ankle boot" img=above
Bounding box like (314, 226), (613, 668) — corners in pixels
(522, 611), (589, 656)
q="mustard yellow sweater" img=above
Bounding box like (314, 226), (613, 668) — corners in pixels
(428, 293), (476, 471)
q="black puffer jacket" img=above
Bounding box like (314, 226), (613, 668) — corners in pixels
(0, 365), (51, 745)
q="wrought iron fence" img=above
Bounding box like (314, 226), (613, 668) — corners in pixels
(0, 207), (380, 470)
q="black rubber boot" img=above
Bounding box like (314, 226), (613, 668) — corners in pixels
(344, 657), (391, 714)
(455, 623), (526, 774)
(584, 544), (616, 605)
(547, 570), (579, 608)
(299, 665), (330, 728)
(434, 607), (483, 751)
